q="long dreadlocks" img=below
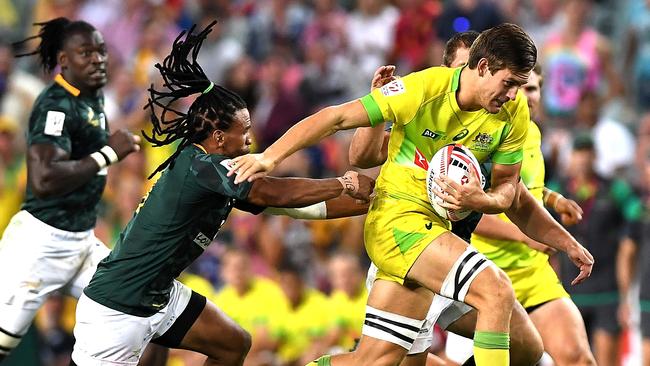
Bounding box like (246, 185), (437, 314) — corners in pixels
(13, 17), (96, 73)
(144, 21), (246, 179)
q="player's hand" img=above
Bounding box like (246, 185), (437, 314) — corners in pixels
(108, 129), (141, 160)
(228, 153), (275, 184)
(566, 243), (594, 285)
(433, 165), (485, 211)
(338, 171), (375, 202)
(555, 197), (583, 226)
(370, 65), (397, 91)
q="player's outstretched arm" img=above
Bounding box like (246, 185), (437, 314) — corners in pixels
(349, 65), (396, 168)
(264, 195), (370, 220)
(505, 183), (594, 285)
(246, 171), (374, 208)
(228, 101), (372, 184)
(28, 129), (140, 198)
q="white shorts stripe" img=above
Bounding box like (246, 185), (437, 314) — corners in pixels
(361, 306), (425, 350)
(440, 246), (492, 302)
(0, 328), (21, 349)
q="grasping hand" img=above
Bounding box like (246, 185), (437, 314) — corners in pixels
(432, 165), (485, 211)
(338, 171), (375, 202)
(554, 197), (583, 226)
(227, 153), (275, 184)
(370, 65), (397, 91)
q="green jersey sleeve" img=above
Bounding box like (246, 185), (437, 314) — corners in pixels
(28, 99), (76, 153)
(360, 71), (425, 127)
(191, 154), (254, 201)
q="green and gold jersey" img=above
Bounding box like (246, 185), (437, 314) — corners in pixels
(270, 289), (331, 363)
(84, 145), (254, 317)
(329, 288), (367, 351)
(472, 121), (548, 269)
(22, 74), (108, 231)
(360, 66), (529, 212)
(213, 278), (285, 335)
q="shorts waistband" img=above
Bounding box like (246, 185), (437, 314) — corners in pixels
(16, 210), (94, 240)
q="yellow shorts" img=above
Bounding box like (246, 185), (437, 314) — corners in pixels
(505, 262), (569, 309)
(364, 194), (449, 284)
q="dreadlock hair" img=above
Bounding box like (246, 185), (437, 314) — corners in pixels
(13, 17), (96, 73)
(143, 21), (246, 179)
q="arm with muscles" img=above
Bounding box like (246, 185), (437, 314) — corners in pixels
(473, 182), (557, 255)
(435, 162), (522, 214)
(230, 100), (372, 183)
(349, 65), (396, 169)
(504, 182), (594, 285)
(245, 171), (374, 208)
(28, 129), (140, 198)
(543, 187), (583, 226)
(264, 195), (370, 220)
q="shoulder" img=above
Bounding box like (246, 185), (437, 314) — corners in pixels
(501, 90), (528, 120)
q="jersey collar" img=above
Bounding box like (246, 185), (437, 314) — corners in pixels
(54, 74), (81, 97)
(192, 143), (208, 154)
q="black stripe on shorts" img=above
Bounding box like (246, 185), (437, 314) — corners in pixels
(152, 291), (206, 348)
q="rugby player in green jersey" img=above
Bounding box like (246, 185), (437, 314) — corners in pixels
(0, 18), (140, 361)
(69, 23), (374, 366)
(229, 24), (593, 366)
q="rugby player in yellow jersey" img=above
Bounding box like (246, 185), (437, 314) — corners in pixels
(357, 32), (594, 366)
(230, 23), (593, 366)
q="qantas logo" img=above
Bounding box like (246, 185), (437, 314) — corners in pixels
(414, 148), (429, 170)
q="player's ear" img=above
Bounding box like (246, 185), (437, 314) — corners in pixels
(213, 130), (225, 147)
(477, 58), (489, 77)
(58, 50), (68, 70)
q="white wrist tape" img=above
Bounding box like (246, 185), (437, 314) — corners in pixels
(89, 151), (107, 169)
(264, 201), (327, 219)
(100, 145), (119, 164)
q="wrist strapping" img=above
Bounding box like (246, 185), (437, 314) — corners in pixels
(337, 174), (359, 195)
(89, 145), (119, 169)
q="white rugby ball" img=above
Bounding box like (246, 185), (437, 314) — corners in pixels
(426, 144), (485, 221)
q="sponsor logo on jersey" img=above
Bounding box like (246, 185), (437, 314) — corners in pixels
(471, 132), (494, 151)
(452, 128), (469, 141)
(414, 147), (429, 170)
(421, 129), (445, 141)
(220, 159), (234, 169)
(192, 232), (211, 249)
(44, 111), (65, 136)
(380, 79), (405, 96)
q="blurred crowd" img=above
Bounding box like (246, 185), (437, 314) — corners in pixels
(0, 0), (649, 365)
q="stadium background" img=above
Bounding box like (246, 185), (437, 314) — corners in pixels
(0, 0), (648, 365)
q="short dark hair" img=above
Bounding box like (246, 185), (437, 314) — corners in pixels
(442, 31), (480, 67)
(13, 17), (96, 73)
(467, 23), (537, 74)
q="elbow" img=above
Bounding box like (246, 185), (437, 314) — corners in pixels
(349, 153), (376, 169)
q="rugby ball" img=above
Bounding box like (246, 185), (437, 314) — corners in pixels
(426, 144), (485, 221)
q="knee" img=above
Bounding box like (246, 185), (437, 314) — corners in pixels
(233, 326), (252, 361)
(473, 267), (515, 311)
(557, 347), (596, 366)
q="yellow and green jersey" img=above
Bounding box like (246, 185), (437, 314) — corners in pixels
(360, 66), (530, 212)
(270, 289), (331, 363)
(471, 121), (548, 269)
(328, 287), (368, 351)
(213, 277), (285, 335)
